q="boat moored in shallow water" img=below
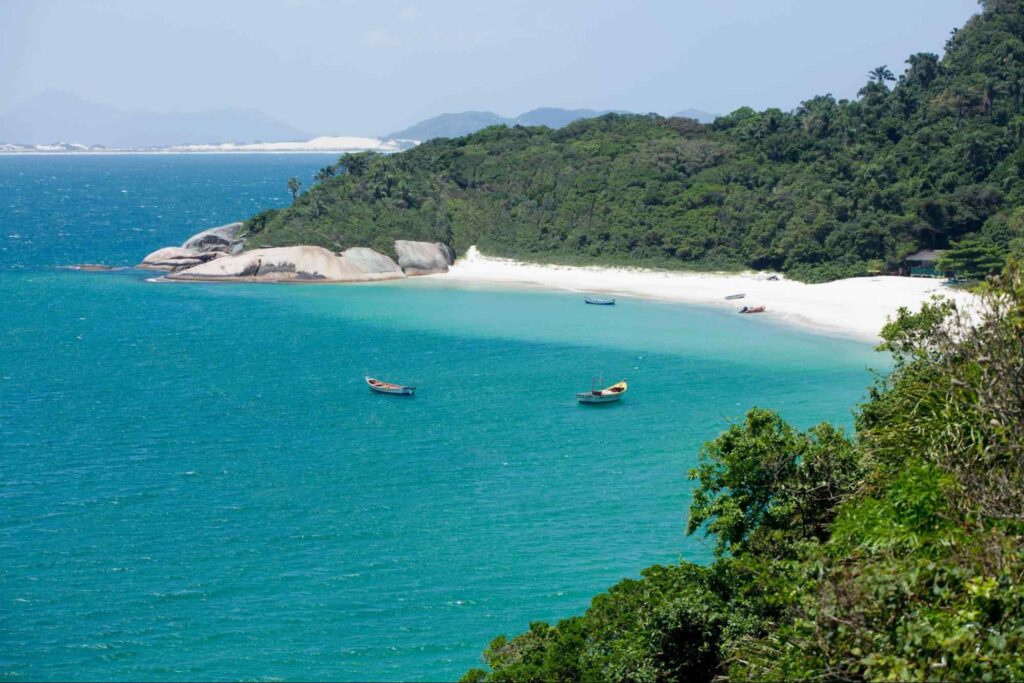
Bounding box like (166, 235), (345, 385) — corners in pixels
(366, 376), (415, 395)
(584, 296), (616, 305)
(739, 305), (766, 314)
(577, 380), (628, 404)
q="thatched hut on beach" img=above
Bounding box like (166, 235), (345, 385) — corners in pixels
(903, 249), (946, 277)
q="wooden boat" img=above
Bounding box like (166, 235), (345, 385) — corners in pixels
(577, 380), (628, 404)
(365, 376), (415, 395)
(584, 296), (616, 305)
(725, 293), (746, 300)
(739, 305), (766, 314)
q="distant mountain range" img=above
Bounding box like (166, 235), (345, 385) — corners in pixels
(387, 111), (509, 141)
(0, 92), (722, 148)
(387, 107), (719, 140)
(0, 91), (311, 147)
(387, 108), (623, 140)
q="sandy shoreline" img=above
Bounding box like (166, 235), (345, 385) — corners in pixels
(428, 247), (976, 343)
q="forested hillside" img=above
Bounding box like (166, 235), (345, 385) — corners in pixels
(245, 1), (1024, 281)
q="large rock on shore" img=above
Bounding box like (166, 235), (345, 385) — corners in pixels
(139, 246), (226, 271)
(138, 221), (243, 271)
(394, 240), (456, 275)
(181, 222), (244, 254)
(167, 245), (406, 282)
(341, 247), (405, 275)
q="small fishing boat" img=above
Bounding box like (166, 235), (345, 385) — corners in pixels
(584, 296), (616, 305)
(577, 380), (628, 404)
(725, 293), (746, 300)
(365, 376), (415, 395)
(739, 305), (766, 314)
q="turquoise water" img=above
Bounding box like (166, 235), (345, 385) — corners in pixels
(0, 156), (881, 681)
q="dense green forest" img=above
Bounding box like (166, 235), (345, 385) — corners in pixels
(245, 1), (1024, 282)
(459, 256), (1024, 680)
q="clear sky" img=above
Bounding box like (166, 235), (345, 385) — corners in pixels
(0, 0), (981, 137)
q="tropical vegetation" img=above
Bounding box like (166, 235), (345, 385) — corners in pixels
(245, 1), (1024, 282)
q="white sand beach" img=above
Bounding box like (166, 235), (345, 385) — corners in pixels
(0, 136), (417, 155)
(434, 247), (976, 343)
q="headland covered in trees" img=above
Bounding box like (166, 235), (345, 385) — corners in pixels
(240, 1), (1024, 286)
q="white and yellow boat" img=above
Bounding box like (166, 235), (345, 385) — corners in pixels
(576, 380), (627, 404)
(366, 376), (415, 396)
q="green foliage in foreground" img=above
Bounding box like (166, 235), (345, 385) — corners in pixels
(461, 259), (1024, 681)
(248, 2), (1024, 281)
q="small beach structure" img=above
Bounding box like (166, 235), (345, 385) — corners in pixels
(577, 380), (628, 404)
(725, 293), (746, 300)
(903, 249), (946, 277)
(365, 376), (415, 395)
(739, 305), (766, 314)
(584, 296), (616, 305)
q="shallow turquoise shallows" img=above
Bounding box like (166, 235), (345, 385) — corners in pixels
(0, 156), (882, 681)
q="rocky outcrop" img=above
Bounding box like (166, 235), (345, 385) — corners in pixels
(140, 224), (455, 283)
(341, 247), (405, 275)
(138, 222), (243, 271)
(167, 245), (406, 282)
(394, 240), (456, 276)
(139, 246), (229, 271)
(181, 222), (244, 254)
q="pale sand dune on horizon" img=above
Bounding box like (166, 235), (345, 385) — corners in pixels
(168, 136), (406, 153)
(428, 247), (976, 343)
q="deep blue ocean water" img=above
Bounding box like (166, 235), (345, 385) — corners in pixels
(0, 155), (881, 681)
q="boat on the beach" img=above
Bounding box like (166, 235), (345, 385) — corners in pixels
(725, 293), (746, 300)
(576, 380), (628, 404)
(739, 305), (766, 314)
(365, 376), (415, 395)
(584, 296), (616, 305)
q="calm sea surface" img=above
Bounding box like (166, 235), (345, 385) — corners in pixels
(0, 155), (881, 681)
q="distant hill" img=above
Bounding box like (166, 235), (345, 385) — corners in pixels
(512, 107), (627, 128)
(672, 108), (719, 123)
(0, 90), (311, 147)
(387, 107), (625, 140)
(387, 111), (509, 141)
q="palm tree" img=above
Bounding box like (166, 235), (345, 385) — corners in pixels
(905, 53), (940, 87)
(343, 153), (371, 177)
(796, 95), (837, 138)
(314, 166), (336, 183)
(287, 177), (301, 203)
(946, 27), (960, 52)
(869, 65), (896, 86)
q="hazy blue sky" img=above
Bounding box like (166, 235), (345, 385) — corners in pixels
(0, 0), (981, 137)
